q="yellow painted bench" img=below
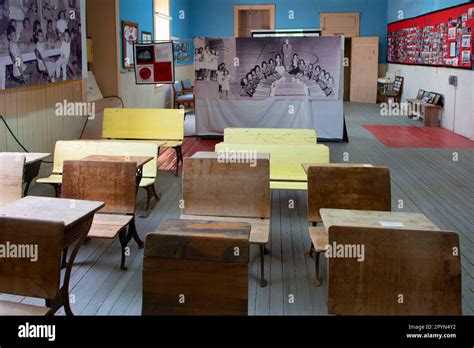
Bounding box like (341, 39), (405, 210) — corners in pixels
(224, 128), (317, 145)
(215, 143), (330, 190)
(103, 108), (185, 176)
(37, 140), (160, 215)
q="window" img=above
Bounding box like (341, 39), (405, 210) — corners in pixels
(154, 0), (171, 41)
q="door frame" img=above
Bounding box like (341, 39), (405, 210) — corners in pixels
(234, 5), (276, 37)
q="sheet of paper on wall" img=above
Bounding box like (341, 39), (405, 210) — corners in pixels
(86, 71), (103, 102)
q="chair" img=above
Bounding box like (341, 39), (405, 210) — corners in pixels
(327, 225), (461, 315)
(385, 76), (404, 104)
(180, 152), (271, 287)
(173, 81), (195, 109)
(143, 220), (250, 315)
(306, 164), (391, 286)
(0, 216), (64, 315)
(181, 79), (194, 92)
(61, 160), (139, 270)
(0, 154), (25, 207)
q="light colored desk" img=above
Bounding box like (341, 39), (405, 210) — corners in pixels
(320, 208), (440, 231)
(2, 152), (50, 196)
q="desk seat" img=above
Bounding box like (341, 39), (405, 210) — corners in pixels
(309, 226), (328, 252)
(181, 214), (270, 245)
(36, 174), (62, 185)
(0, 300), (52, 316)
(88, 214), (133, 239)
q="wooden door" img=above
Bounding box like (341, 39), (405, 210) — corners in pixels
(350, 37), (379, 104)
(320, 13), (360, 37)
(234, 5), (275, 38)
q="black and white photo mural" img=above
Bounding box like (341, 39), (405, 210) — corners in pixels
(194, 36), (342, 100)
(0, 0), (84, 90)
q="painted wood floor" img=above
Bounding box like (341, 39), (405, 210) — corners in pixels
(2, 102), (473, 315)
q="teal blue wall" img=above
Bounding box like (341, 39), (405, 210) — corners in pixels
(120, 0), (154, 37)
(171, 0), (192, 39)
(189, 0), (389, 62)
(387, 0), (473, 23)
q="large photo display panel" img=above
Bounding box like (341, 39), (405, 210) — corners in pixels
(0, 0), (84, 90)
(388, 2), (474, 69)
(194, 36), (343, 101)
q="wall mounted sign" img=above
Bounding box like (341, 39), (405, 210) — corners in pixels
(388, 2), (474, 69)
(134, 41), (174, 84)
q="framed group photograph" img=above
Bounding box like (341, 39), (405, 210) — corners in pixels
(416, 89), (425, 100)
(427, 93), (438, 104)
(122, 21), (139, 69)
(421, 91), (431, 103)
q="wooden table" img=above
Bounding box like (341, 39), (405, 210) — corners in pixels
(407, 99), (442, 127)
(320, 209), (440, 231)
(2, 152), (50, 196)
(81, 155), (153, 247)
(0, 196), (104, 315)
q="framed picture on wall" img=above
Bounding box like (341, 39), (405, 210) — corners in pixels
(416, 89), (425, 100)
(142, 31), (153, 43)
(122, 21), (139, 69)
(450, 42), (457, 58)
(427, 93), (437, 104)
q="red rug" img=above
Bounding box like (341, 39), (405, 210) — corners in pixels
(364, 126), (474, 149)
(158, 136), (221, 171)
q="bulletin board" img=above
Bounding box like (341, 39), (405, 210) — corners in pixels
(388, 2), (474, 69)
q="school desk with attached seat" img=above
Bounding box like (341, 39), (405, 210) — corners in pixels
(102, 108), (184, 176)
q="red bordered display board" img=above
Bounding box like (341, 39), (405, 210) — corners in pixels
(388, 2), (474, 69)
(134, 41), (175, 84)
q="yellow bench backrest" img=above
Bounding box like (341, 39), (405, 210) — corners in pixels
(103, 108), (185, 141)
(224, 128), (317, 145)
(215, 143), (330, 183)
(52, 140), (158, 178)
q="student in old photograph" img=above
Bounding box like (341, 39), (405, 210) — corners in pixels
(35, 28), (57, 82)
(56, 10), (68, 38)
(203, 44), (212, 80)
(56, 28), (70, 81)
(275, 53), (285, 75)
(0, 0), (9, 35)
(220, 69), (231, 99)
(7, 24), (26, 83)
(19, 16), (33, 44)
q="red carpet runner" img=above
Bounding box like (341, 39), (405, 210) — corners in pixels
(158, 136), (221, 172)
(364, 126), (474, 149)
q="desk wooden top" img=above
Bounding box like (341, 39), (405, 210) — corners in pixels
(320, 209), (440, 231)
(302, 163), (374, 175)
(0, 197), (104, 228)
(2, 152), (50, 165)
(81, 155), (153, 168)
